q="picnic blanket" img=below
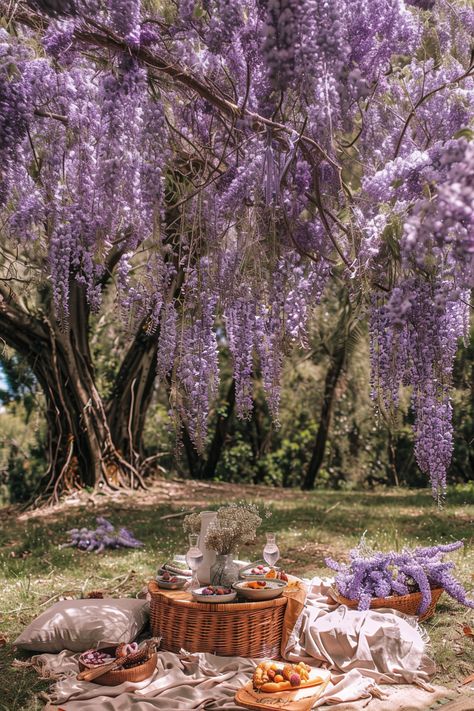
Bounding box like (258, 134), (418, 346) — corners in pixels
(24, 577), (461, 710)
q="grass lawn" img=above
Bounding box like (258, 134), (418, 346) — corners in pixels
(0, 478), (473, 710)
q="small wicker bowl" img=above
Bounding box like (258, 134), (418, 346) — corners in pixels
(78, 647), (157, 686)
(331, 587), (443, 622)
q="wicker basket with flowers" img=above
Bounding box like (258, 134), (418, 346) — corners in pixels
(326, 537), (473, 621)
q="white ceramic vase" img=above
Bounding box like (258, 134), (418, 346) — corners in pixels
(197, 511), (217, 585)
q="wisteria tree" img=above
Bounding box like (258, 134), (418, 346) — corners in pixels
(0, 0), (472, 501)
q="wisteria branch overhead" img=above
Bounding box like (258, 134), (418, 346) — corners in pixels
(6, 3), (342, 166)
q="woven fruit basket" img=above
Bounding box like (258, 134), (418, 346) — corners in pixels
(331, 587), (443, 622)
(78, 646), (157, 686)
(148, 580), (287, 658)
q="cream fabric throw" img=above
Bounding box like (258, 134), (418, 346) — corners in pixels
(29, 577), (455, 710)
(284, 578), (436, 684)
(284, 577), (440, 708)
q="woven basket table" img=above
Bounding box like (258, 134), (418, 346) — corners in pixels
(148, 581), (288, 658)
(332, 587), (443, 622)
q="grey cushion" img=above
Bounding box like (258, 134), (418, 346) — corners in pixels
(13, 598), (149, 652)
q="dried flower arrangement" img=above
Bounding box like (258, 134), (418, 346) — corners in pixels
(205, 504), (263, 555)
(183, 504), (265, 555)
(183, 512), (202, 535)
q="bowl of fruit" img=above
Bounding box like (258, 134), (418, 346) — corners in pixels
(233, 579), (287, 601)
(156, 571), (188, 589)
(191, 585), (237, 603)
(239, 562), (288, 582)
(239, 561), (289, 582)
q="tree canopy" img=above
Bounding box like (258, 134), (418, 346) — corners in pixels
(0, 0), (473, 500)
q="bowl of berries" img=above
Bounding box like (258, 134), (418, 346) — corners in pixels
(156, 571), (188, 589)
(191, 585), (237, 603)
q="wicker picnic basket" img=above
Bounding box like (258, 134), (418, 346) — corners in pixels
(332, 587), (443, 622)
(148, 581), (287, 658)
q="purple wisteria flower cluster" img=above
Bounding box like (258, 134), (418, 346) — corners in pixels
(326, 540), (474, 616)
(61, 517), (143, 553)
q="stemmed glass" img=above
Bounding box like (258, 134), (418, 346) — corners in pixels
(263, 532), (280, 568)
(185, 534), (203, 590)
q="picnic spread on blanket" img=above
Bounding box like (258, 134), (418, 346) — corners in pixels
(13, 507), (474, 710)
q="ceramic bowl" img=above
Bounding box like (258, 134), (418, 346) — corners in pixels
(233, 579), (286, 601)
(156, 574), (188, 590)
(191, 586), (237, 603)
(238, 561), (280, 581)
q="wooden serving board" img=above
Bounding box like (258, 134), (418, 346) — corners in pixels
(235, 668), (331, 711)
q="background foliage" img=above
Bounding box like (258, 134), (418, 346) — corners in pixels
(1, 294), (472, 504)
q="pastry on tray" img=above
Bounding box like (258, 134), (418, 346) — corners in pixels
(252, 661), (324, 693)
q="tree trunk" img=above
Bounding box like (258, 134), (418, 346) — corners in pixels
(302, 340), (347, 490)
(108, 268), (185, 464)
(200, 380), (235, 479)
(107, 323), (160, 464)
(181, 425), (202, 478)
(179, 380), (236, 480)
(0, 282), (146, 501)
(387, 430), (400, 487)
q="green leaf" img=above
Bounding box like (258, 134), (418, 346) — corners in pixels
(453, 128), (474, 141)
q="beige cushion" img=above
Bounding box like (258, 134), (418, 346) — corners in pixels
(13, 598), (149, 652)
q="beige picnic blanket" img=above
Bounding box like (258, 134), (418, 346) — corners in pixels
(25, 577), (462, 710)
(33, 649), (449, 711)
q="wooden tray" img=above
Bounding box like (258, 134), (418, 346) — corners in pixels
(235, 669), (331, 711)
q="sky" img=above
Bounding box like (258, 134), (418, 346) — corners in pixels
(0, 368), (6, 413)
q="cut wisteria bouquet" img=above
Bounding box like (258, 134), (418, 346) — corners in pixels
(326, 539), (474, 617)
(61, 517), (143, 553)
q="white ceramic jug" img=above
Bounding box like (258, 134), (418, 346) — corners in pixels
(197, 511), (217, 584)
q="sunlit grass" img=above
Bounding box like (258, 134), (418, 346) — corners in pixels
(0, 480), (473, 709)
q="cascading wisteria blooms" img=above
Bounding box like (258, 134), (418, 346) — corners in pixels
(176, 265), (220, 450)
(156, 301), (178, 382)
(403, 141), (474, 288)
(326, 539), (474, 616)
(370, 278), (469, 498)
(205, 0), (244, 52)
(0, 34), (33, 205)
(108, 0), (141, 47)
(225, 293), (257, 419)
(262, 0), (301, 90)
(1, 0), (473, 495)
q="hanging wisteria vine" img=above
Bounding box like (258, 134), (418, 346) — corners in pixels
(0, 0), (473, 496)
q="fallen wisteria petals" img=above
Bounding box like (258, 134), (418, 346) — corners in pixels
(326, 539), (474, 616)
(60, 517), (143, 553)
